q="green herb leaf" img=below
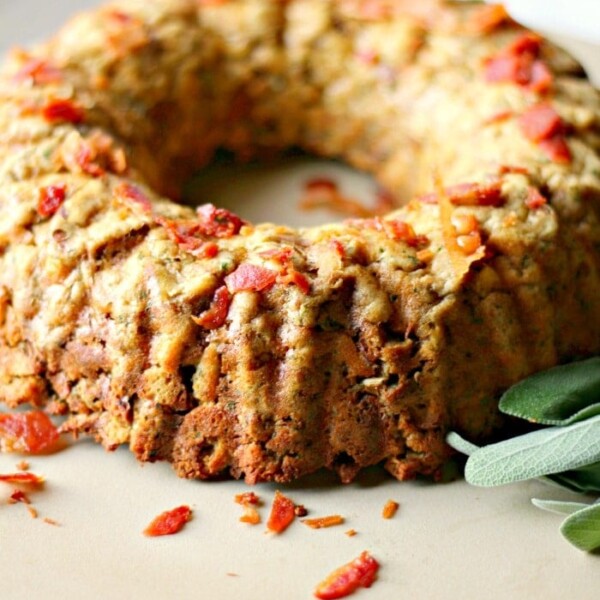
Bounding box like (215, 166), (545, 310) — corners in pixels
(445, 431), (479, 456)
(499, 357), (600, 425)
(464, 414), (600, 487)
(531, 498), (591, 515)
(545, 461), (600, 494)
(560, 502), (600, 552)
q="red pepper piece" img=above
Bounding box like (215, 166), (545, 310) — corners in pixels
(0, 411), (60, 454)
(143, 505), (192, 537)
(192, 286), (231, 329)
(266, 491), (296, 534)
(115, 182), (153, 212)
(314, 551), (380, 599)
(42, 99), (85, 124)
(519, 104), (564, 142)
(225, 263), (277, 294)
(0, 472), (44, 485)
(38, 184), (67, 218)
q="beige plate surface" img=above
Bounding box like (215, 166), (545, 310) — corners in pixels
(1, 3), (599, 599)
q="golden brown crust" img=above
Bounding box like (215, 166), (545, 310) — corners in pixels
(1, 0), (600, 483)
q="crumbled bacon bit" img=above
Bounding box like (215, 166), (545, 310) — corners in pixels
(0, 411), (60, 454)
(484, 32), (552, 94)
(294, 504), (308, 517)
(235, 492), (261, 506)
(38, 184), (67, 218)
(115, 182), (153, 212)
(470, 4), (512, 34)
(482, 110), (513, 126)
(8, 489), (31, 504)
(192, 286), (231, 330)
(60, 131), (127, 177)
(277, 269), (311, 294)
(345, 529), (357, 537)
(27, 506), (39, 519)
(303, 515), (345, 529)
(498, 164), (529, 176)
(143, 505), (192, 537)
(225, 264), (277, 294)
(235, 491), (262, 525)
(331, 240), (347, 258)
(382, 500), (399, 519)
(196, 204), (245, 238)
(16, 460), (30, 471)
(525, 187), (548, 209)
(154, 216), (220, 258)
(42, 99), (85, 124)
(266, 491), (296, 534)
(347, 217), (429, 248)
(314, 551), (380, 600)
(519, 104), (571, 163)
(300, 178), (375, 218)
(43, 517), (59, 526)
(13, 57), (62, 86)
(420, 181), (504, 208)
(0, 472), (44, 485)
(259, 247), (294, 263)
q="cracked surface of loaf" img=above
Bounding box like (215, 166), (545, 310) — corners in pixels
(1, 0), (600, 483)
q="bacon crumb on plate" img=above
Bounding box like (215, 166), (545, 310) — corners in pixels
(314, 551), (380, 599)
(143, 505), (192, 537)
(303, 515), (345, 529)
(345, 529), (357, 537)
(382, 500), (399, 519)
(266, 491), (296, 534)
(0, 411), (60, 454)
(0, 472), (45, 485)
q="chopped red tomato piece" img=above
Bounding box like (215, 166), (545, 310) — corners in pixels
(143, 505), (192, 537)
(0, 411), (60, 454)
(266, 491), (296, 534)
(38, 184), (67, 218)
(115, 182), (153, 212)
(0, 472), (45, 485)
(196, 204), (245, 238)
(13, 58), (62, 86)
(314, 551), (380, 599)
(192, 286), (231, 329)
(225, 263), (277, 294)
(302, 515), (345, 529)
(525, 187), (548, 209)
(42, 99), (85, 124)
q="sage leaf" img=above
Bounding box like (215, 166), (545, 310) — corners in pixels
(560, 503), (600, 552)
(546, 461), (600, 494)
(464, 414), (600, 487)
(531, 498), (591, 515)
(499, 357), (600, 425)
(445, 431), (479, 456)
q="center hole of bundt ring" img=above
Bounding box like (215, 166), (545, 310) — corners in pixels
(184, 155), (382, 228)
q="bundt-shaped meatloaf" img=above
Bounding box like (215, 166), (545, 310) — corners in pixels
(1, 0), (600, 483)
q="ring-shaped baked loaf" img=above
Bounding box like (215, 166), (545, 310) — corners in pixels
(1, 0), (599, 483)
